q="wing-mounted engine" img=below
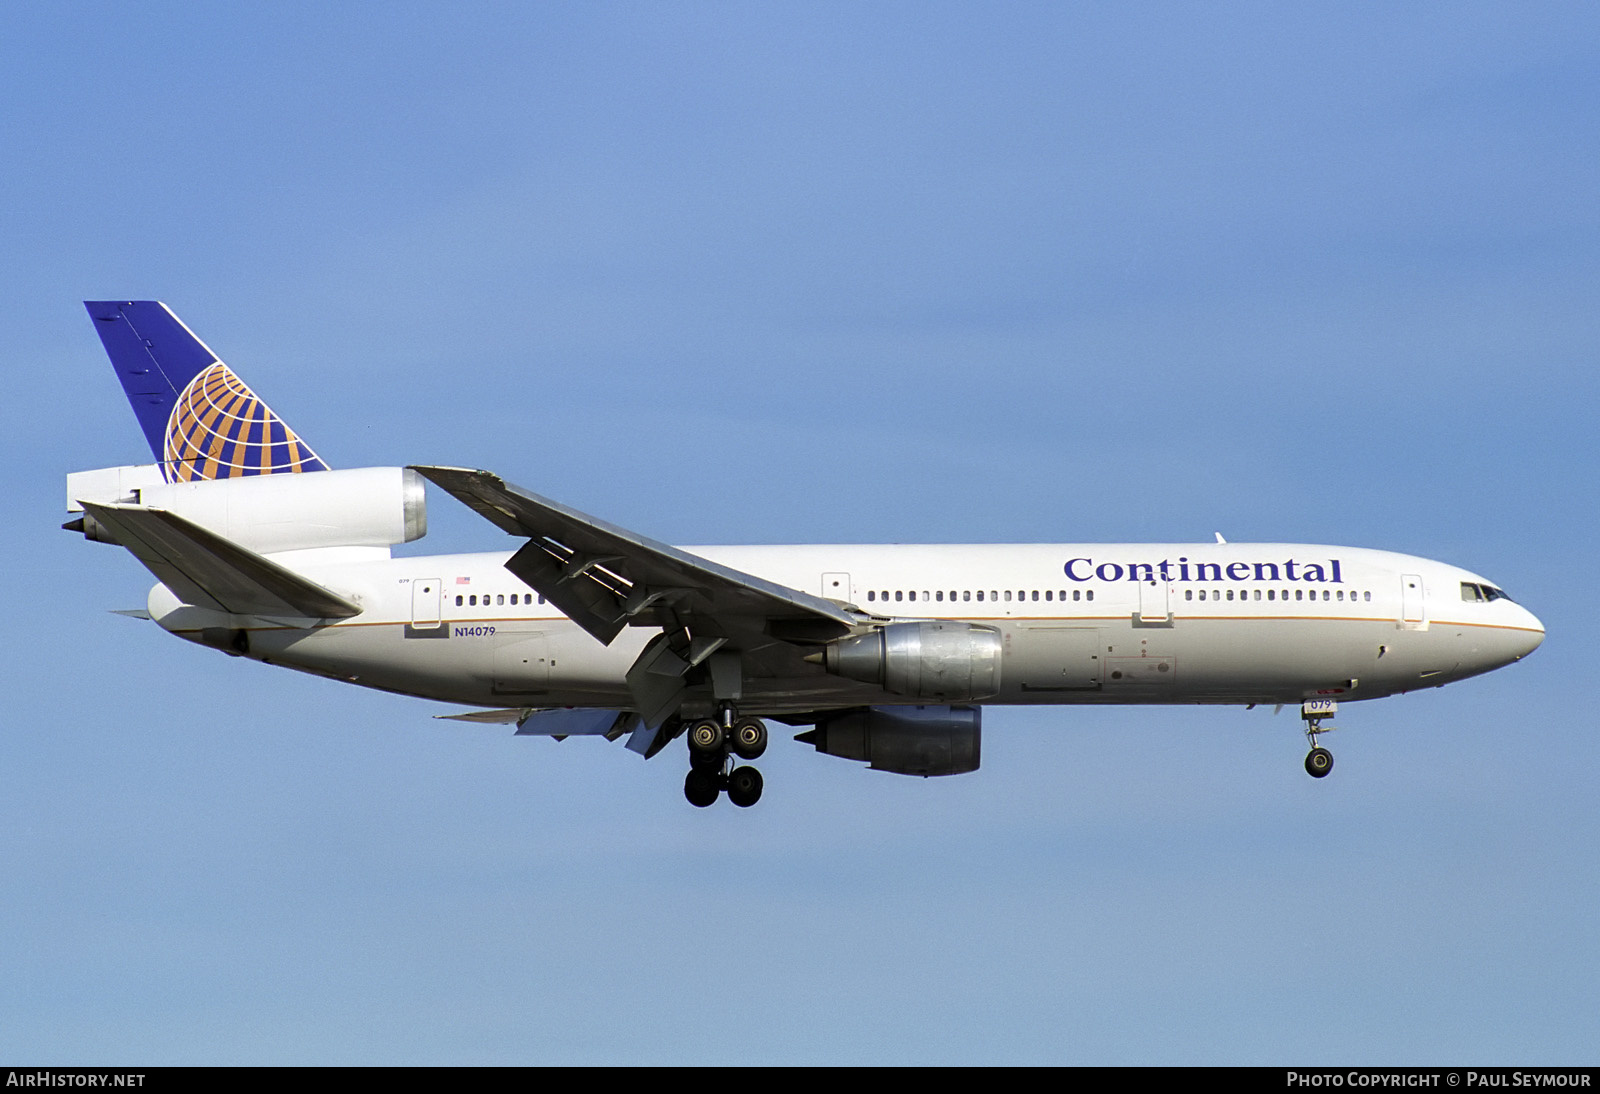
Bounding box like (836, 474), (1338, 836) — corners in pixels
(67, 465), (427, 553)
(818, 620), (1002, 701)
(798, 704), (981, 776)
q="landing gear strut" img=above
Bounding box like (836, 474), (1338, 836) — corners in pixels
(683, 712), (767, 808)
(1301, 700), (1336, 779)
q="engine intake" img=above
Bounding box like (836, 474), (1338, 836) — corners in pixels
(822, 620), (1001, 701)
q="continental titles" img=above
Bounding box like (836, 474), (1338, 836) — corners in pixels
(1065, 557), (1343, 584)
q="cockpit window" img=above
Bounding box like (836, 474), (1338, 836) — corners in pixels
(1461, 581), (1515, 603)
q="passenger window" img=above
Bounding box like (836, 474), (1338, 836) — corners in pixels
(963, 590), (971, 602)
(455, 595), (463, 606)
(1072, 590), (1080, 601)
(1045, 590), (1053, 602)
(1004, 591), (1012, 603)
(1086, 590), (1094, 602)
(1185, 590), (1193, 601)
(1267, 590), (1274, 601)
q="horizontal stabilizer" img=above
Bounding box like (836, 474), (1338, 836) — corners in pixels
(79, 502), (361, 620)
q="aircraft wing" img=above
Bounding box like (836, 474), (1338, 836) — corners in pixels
(436, 706), (632, 738)
(79, 502), (362, 620)
(434, 706), (669, 757)
(410, 466), (856, 645)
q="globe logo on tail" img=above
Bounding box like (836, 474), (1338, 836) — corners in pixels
(162, 362), (327, 482)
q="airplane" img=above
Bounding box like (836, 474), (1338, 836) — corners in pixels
(65, 301), (1546, 807)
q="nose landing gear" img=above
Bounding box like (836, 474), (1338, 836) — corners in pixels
(683, 713), (767, 807)
(1301, 700), (1337, 779)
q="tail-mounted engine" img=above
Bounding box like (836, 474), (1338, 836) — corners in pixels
(66, 465), (427, 553)
(820, 620), (1002, 701)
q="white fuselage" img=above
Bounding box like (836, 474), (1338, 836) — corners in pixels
(145, 542), (1545, 716)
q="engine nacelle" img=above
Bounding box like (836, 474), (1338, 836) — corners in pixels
(822, 620), (1002, 700)
(798, 705), (981, 777)
(66, 465), (427, 553)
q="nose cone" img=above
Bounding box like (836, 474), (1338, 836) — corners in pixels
(1508, 605), (1545, 661)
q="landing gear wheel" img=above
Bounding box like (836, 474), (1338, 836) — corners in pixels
(688, 747), (725, 772)
(1305, 747), (1334, 779)
(731, 718), (768, 761)
(726, 766), (764, 808)
(684, 768), (721, 807)
(688, 719), (725, 756)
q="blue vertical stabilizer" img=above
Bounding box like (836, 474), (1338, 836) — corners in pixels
(85, 301), (328, 482)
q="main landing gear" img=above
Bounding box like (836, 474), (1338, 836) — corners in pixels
(683, 711), (769, 808)
(1301, 700), (1336, 779)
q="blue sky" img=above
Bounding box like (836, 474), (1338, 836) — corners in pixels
(4, 2), (1597, 1064)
